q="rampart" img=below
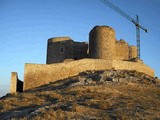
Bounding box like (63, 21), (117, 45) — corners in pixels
(23, 59), (154, 90)
(10, 72), (23, 93)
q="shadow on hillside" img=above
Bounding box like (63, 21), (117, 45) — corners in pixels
(0, 104), (40, 119)
(24, 70), (105, 93)
(23, 70), (159, 94)
(24, 78), (79, 93)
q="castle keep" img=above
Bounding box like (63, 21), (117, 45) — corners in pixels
(10, 25), (154, 92)
(47, 37), (88, 64)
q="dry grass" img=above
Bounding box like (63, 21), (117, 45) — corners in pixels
(0, 71), (160, 119)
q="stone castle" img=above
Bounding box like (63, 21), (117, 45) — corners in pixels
(10, 25), (154, 93)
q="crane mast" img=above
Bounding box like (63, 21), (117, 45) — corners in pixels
(100, 0), (147, 59)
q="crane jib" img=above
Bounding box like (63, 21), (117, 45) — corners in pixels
(100, 0), (148, 59)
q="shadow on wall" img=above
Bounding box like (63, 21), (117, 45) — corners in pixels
(17, 80), (23, 92)
(10, 72), (23, 93)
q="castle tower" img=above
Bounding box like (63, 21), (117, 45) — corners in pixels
(46, 37), (73, 64)
(46, 37), (88, 64)
(89, 26), (116, 60)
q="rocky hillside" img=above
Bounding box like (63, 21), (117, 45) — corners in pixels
(0, 70), (160, 120)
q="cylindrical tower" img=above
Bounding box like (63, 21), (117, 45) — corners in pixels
(89, 25), (116, 60)
(46, 37), (73, 64)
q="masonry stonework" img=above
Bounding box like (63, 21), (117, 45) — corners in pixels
(129, 46), (137, 59)
(115, 39), (137, 60)
(10, 72), (23, 93)
(10, 25), (155, 92)
(89, 26), (116, 59)
(23, 59), (154, 90)
(46, 37), (88, 64)
(23, 59), (113, 90)
(115, 39), (129, 60)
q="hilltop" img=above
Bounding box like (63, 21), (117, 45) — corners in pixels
(0, 70), (160, 119)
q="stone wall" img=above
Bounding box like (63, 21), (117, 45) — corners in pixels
(112, 60), (154, 77)
(73, 42), (88, 59)
(23, 59), (113, 90)
(129, 46), (137, 59)
(23, 59), (154, 90)
(10, 72), (18, 93)
(10, 72), (23, 93)
(115, 39), (129, 60)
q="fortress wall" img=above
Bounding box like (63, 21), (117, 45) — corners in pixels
(112, 60), (154, 77)
(65, 41), (74, 59)
(115, 42), (129, 60)
(73, 42), (88, 59)
(23, 59), (113, 90)
(10, 72), (23, 93)
(23, 59), (154, 91)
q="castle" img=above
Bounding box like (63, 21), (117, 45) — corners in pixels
(10, 25), (154, 93)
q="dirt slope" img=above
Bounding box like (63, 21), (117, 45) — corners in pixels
(0, 70), (160, 120)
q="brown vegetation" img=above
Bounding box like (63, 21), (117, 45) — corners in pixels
(1, 70), (160, 119)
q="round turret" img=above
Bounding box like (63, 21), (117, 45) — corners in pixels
(89, 25), (116, 60)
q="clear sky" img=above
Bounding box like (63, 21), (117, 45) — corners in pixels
(0, 0), (160, 95)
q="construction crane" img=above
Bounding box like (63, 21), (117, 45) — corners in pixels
(100, 0), (147, 59)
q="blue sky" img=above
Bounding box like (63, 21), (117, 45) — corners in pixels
(0, 0), (160, 95)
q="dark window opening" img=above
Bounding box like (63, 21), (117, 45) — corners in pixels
(74, 57), (78, 60)
(60, 48), (64, 53)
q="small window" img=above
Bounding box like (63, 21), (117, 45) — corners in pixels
(74, 57), (78, 60)
(60, 48), (64, 53)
